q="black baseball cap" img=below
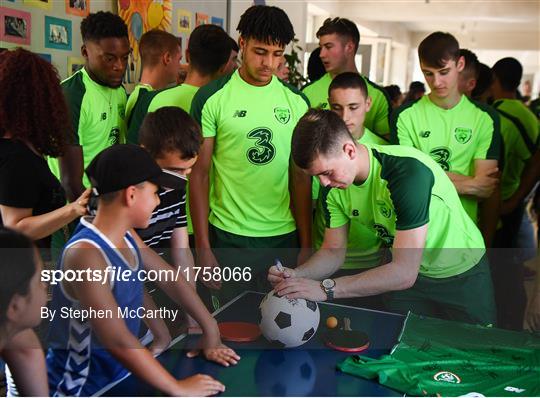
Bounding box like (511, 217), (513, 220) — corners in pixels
(86, 144), (186, 195)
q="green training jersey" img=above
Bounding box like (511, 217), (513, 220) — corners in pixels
(313, 128), (388, 270)
(339, 312), (540, 397)
(302, 72), (392, 137)
(493, 99), (539, 200)
(125, 83), (153, 129)
(48, 68), (127, 188)
(323, 144), (485, 278)
(191, 70), (309, 237)
(390, 95), (501, 223)
(126, 83), (199, 144)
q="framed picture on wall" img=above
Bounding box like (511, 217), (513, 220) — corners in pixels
(37, 52), (52, 63)
(0, 7), (31, 46)
(45, 16), (72, 51)
(195, 12), (209, 27)
(211, 16), (223, 28)
(68, 56), (85, 76)
(177, 9), (191, 33)
(66, 0), (90, 17)
(24, 0), (52, 10)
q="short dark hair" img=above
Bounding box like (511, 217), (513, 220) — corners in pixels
(81, 11), (128, 43)
(384, 84), (402, 103)
(472, 62), (493, 99)
(237, 5), (294, 47)
(460, 48), (479, 79)
(0, 228), (36, 326)
(492, 57), (523, 91)
(329, 72), (368, 98)
(139, 107), (202, 160)
(188, 24), (231, 76)
(418, 31), (460, 68)
(292, 109), (354, 169)
(307, 47), (325, 82)
(140, 29), (181, 67)
(228, 36), (239, 53)
(317, 18), (360, 52)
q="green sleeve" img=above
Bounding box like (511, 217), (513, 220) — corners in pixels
(126, 90), (158, 144)
(373, 149), (434, 230)
(389, 109), (414, 147)
(367, 81), (391, 136)
(62, 73), (86, 145)
(472, 101), (501, 161)
(190, 75), (232, 138)
(322, 187), (349, 229)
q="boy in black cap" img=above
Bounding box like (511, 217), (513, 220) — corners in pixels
(46, 144), (238, 397)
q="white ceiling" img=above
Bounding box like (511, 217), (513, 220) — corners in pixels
(305, 0), (540, 50)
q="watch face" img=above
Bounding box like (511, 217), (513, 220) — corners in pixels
(322, 279), (335, 289)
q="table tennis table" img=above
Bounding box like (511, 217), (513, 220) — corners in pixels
(98, 291), (405, 396)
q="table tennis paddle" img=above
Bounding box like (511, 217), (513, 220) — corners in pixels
(218, 321), (261, 343)
(323, 317), (370, 353)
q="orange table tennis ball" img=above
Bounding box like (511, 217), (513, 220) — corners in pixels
(326, 316), (338, 329)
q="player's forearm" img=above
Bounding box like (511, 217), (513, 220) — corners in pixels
(290, 169), (313, 248)
(446, 171), (476, 195)
(1, 330), (48, 396)
(58, 146), (85, 202)
(142, 290), (170, 343)
(478, 186), (500, 247)
(189, 171), (211, 249)
(295, 247), (345, 280)
(505, 151), (540, 207)
(334, 259), (418, 298)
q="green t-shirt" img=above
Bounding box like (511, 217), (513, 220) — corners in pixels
(390, 95), (501, 223)
(125, 83), (153, 130)
(339, 313), (540, 397)
(48, 68), (127, 188)
(493, 99), (540, 200)
(313, 128), (388, 270)
(191, 70), (309, 237)
(302, 72), (392, 137)
(126, 83), (199, 144)
(323, 144), (485, 278)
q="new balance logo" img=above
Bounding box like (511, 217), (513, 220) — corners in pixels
(101, 112), (107, 121)
(420, 130), (431, 138)
(233, 110), (247, 117)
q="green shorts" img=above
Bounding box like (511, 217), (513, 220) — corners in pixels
(383, 255), (496, 326)
(200, 224), (299, 310)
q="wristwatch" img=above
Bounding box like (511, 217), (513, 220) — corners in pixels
(320, 278), (336, 300)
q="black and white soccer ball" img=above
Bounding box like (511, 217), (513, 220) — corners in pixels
(259, 290), (320, 348)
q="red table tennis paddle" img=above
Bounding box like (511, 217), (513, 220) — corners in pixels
(218, 322), (261, 342)
(323, 317), (370, 353)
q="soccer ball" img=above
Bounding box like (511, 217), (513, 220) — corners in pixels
(259, 290), (320, 348)
(255, 350), (316, 396)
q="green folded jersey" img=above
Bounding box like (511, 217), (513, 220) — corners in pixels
(338, 313), (540, 396)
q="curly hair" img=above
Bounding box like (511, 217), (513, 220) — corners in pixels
(0, 48), (68, 157)
(237, 5), (294, 47)
(81, 11), (128, 43)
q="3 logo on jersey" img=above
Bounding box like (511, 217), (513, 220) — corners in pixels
(429, 147), (452, 171)
(246, 127), (275, 165)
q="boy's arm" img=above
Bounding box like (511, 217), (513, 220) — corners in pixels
(290, 162), (313, 265)
(189, 137), (221, 289)
(63, 242), (224, 396)
(142, 289), (171, 356)
(1, 329), (48, 396)
(478, 182), (501, 247)
(171, 226), (196, 288)
(131, 231), (239, 365)
(58, 145), (86, 202)
(502, 148), (540, 214)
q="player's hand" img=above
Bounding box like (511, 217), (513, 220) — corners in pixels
(473, 170), (499, 198)
(173, 374), (225, 397)
(148, 326), (172, 356)
(70, 188), (91, 217)
(524, 291), (540, 331)
(196, 249), (222, 290)
(202, 344), (241, 367)
(274, 277), (326, 302)
(268, 265), (296, 287)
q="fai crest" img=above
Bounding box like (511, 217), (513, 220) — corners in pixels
(274, 107), (291, 124)
(433, 371), (461, 384)
(454, 127), (472, 144)
(377, 200), (392, 218)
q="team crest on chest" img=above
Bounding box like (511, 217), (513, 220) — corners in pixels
(376, 201), (392, 219)
(274, 107), (291, 124)
(454, 127), (472, 144)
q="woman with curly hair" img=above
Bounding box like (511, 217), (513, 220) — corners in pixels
(0, 48), (90, 248)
